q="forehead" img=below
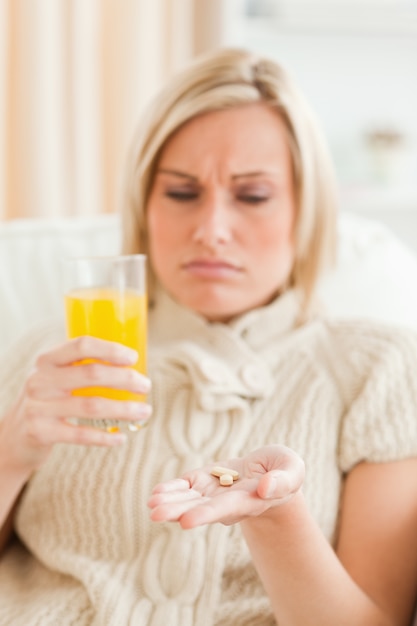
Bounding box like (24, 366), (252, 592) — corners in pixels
(157, 103), (292, 172)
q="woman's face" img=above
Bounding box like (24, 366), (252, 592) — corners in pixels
(147, 103), (296, 322)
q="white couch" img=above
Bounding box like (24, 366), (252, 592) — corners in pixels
(1, 210), (417, 623)
(1, 210), (417, 358)
(0, 213), (121, 357)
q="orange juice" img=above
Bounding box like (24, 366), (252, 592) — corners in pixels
(64, 287), (147, 402)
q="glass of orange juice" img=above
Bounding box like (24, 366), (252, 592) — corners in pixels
(63, 254), (147, 433)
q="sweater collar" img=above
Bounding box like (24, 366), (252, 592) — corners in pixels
(149, 285), (303, 351)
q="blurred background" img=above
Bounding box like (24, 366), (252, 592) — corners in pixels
(1, 0), (416, 252)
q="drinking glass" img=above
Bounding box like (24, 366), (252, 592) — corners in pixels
(63, 254), (147, 433)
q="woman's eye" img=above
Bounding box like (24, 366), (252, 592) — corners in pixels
(237, 194), (269, 205)
(165, 190), (199, 202)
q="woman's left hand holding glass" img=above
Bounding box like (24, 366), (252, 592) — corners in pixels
(148, 445), (305, 528)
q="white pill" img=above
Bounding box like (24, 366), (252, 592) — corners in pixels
(219, 473), (234, 486)
(210, 466), (239, 480)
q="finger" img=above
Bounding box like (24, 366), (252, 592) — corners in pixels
(27, 365), (151, 401)
(151, 478), (191, 495)
(256, 471), (291, 500)
(179, 489), (250, 529)
(51, 363), (151, 394)
(148, 487), (201, 509)
(26, 395), (152, 423)
(29, 416), (127, 448)
(150, 495), (210, 522)
(57, 420), (127, 447)
(38, 336), (139, 368)
(257, 461), (305, 501)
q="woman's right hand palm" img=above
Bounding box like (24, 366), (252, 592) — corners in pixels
(0, 336), (151, 475)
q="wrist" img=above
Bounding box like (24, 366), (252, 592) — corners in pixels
(0, 422), (34, 484)
(241, 489), (306, 532)
(0, 452), (33, 486)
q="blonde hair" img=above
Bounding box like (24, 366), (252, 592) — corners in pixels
(122, 47), (338, 315)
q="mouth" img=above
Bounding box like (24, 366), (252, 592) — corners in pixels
(181, 258), (243, 279)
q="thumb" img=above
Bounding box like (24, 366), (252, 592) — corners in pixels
(257, 462), (305, 501)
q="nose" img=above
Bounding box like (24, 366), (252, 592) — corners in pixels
(192, 197), (232, 249)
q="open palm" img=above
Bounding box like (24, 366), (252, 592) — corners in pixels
(148, 445), (305, 529)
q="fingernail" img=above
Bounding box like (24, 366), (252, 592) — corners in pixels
(129, 403), (152, 418)
(137, 376), (151, 393)
(119, 348), (138, 364)
(265, 477), (278, 499)
(265, 474), (289, 499)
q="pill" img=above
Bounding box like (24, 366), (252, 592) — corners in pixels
(219, 473), (234, 486)
(210, 466), (239, 480)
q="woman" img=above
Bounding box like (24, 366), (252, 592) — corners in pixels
(1, 48), (417, 626)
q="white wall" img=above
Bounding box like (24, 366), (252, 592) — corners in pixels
(221, 0), (417, 253)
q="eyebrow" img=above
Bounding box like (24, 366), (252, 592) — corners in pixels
(231, 171), (274, 180)
(157, 168), (278, 181)
(157, 168), (198, 182)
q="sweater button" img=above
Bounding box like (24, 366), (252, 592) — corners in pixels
(239, 363), (267, 392)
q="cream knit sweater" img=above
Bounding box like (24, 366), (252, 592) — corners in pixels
(1, 289), (417, 626)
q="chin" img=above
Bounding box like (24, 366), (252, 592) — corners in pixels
(166, 281), (280, 322)
(198, 308), (238, 323)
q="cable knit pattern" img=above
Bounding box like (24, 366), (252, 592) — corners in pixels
(1, 289), (417, 625)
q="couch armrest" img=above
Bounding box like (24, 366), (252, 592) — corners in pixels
(0, 213), (121, 356)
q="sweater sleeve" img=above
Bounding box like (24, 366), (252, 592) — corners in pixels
(338, 325), (417, 473)
(0, 320), (64, 420)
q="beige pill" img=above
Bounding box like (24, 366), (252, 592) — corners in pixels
(219, 473), (234, 486)
(210, 466), (239, 480)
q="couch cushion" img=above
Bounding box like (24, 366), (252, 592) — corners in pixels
(319, 212), (417, 330)
(0, 213), (121, 355)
